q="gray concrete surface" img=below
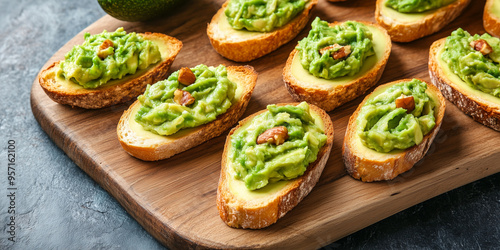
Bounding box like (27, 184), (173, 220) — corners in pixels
(0, 0), (499, 249)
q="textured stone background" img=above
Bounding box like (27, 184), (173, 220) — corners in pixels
(0, 0), (499, 249)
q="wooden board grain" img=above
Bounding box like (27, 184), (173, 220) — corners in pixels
(30, 0), (500, 249)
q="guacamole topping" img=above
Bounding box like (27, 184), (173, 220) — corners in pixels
(58, 27), (161, 89)
(357, 79), (436, 153)
(385, 0), (455, 13)
(224, 0), (306, 32)
(229, 102), (327, 190)
(135, 64), (236, 136)
(296, 18), (375, 80)
(441, 28), (500, 98)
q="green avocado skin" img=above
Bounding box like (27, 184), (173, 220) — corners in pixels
(97, 0), (183, 22)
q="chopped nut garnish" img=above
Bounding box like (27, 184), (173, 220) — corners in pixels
(319, 44), (352, 60)
(256, 126), (289, 145)
(174, 89), (195, 106)
(178, 67), (196, 85)
(395, 94), (415, 113)
(470, 39), (493, 55)
(320, 44), (341, 55)
(97, 39), (114, 59)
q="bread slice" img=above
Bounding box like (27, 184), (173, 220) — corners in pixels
(375, 0), (470, 42)
(217, 103), (334, 229)
(283, 21), (391, 112)
(343, 79), (446, 182)
(117, 65), (257, 161)
(38, 33), (182, 109)
(484, 0), (500, 38)
(429, 38), (500, 131)
(206, 0), (317, 62)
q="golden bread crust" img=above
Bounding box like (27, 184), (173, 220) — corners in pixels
(342, 79), (446, 182)
(207, 0), (317, 62)
(484, 0), (500, 38)
(217, 103), (334, 229)
(117, 65), (258, 161)
(282, 21), (391, 112)
(375, 0), (471, 42)
(38, 33), (183, 109)
(428, 38), (500, 131)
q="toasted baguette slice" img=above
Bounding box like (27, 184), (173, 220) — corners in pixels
(283, 21), (391, 112)
(484, 0), (500, 38)
(38, 33), (182, 109)
(207, 0), (317, 62)
(343, 79), (446, 182)
(429, 38), (500, 131)
(217, 103), (334, 229)
(375, 0), (470, 42)
(117, 65), (257, 161)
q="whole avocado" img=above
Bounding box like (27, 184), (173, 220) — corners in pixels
(97, 0), (183, 22)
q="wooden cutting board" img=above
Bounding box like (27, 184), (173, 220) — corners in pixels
(30, 0), (500, 248)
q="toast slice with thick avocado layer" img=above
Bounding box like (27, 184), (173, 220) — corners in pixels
(217, 103), (334, 229)
(38, 32), (182, 109)
(343, 79), (446, 182)
(375, 0), (470, 42)
(283, 20), (391, 112)
(429, 38), (500, 131)
(207, 0), (317, 62)
(117, 65), (257, 161)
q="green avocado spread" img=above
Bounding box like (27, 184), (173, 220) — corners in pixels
(135, 64), (236, 136)
(296, 18), (375, 80)
(224, 0), (306, 32)
(441, 28), (500, 98)
(229, 102), (327, 190)
(385, 0), (456, 13)
(357, 79), (436, 153)
(58, 27), (161, 89)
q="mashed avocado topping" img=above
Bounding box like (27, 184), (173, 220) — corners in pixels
(224, 0), (306, 32)
(441, 28), (500, 98)
(296, 18), (375, 80)
(230, 102), (327, 190)
(357, 79), (436, 153)
(135, 64), (236, 136)
(385, 0), (456, 13)
(58, 27), (161, 89)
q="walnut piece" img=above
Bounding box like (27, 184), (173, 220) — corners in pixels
(178, 67), (196, 85)
(470, 39), (493, 56)
(174, 89), (195, 106)
(97, 39), (114, 60)
(319, 44), (352, 60)
(395, 94), (415, 113)
(256, 126), (289, 145)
